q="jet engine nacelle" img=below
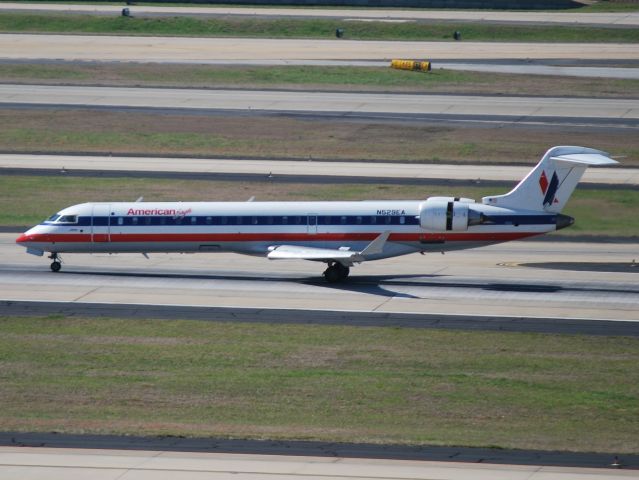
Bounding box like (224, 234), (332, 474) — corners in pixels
(419, 198), (481, 231)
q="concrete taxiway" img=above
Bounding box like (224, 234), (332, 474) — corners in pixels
(2, 154), (637, 186)
(2, 2), (639, 26)
(2, 84), (638, 124)
(3, 234), (638, 322)
(4, 34), (639, 63)
(2, 447), (636, 480)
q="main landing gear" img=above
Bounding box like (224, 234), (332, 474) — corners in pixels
(49, 253), (61, 272)
(323, 261), (350, 283)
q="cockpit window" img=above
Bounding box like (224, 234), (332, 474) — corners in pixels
(47, 214), (61, 222)
(57, 215), (78, 224)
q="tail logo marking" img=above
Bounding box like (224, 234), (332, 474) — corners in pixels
(539, 171), (549, 195)
(540, 170), (560, 207)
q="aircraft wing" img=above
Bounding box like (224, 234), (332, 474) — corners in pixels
(267, 231), (390, 264)
(267, 245), (361, 261)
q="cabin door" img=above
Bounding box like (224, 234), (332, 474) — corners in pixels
(307, 214), (318, 235)
(92, 204), (111, 243)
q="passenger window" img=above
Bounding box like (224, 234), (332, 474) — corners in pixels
(145, 217), (152, 225)
(356, 216), (362, 225)
(385, 216), (391, 225)
(221, 217), (228, 225)
(294, 216), (301, 225)
(191, 217), (197, 225)
(117, 217), (123, 226)
(282, 216), (288, 225)
(399, 216), (405, 225)
(340, 216), (347, 225)
(371, 216), (377, 224)
(132, 217), (138, 225)
(267, 216), (273, 225)
(206, 216), (212, 225)
(252, 216), (258, 225)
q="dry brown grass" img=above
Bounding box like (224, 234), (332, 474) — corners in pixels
(1, 109), (637, 165)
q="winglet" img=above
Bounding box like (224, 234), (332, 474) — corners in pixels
(360, 231), (390, 257)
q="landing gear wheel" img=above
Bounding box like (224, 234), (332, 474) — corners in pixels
(323, 262), (350, 283)
(49, 253), (61, 272)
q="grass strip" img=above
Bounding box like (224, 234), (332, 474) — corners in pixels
(0, 315), (637, 453)
(2, 63), (639, 98)
(1, 109), (638, 166)
(2, 174), (637, 237)
(1, 12), (639, 42)
(1, 0), (639, 12)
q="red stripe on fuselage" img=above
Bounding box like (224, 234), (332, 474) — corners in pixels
(23, 231), (540, 243)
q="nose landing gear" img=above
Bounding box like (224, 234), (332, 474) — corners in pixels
(49, 253), (61, 272)
(323, 261), (350, 283)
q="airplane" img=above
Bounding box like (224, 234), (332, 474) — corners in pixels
(16, 146), (617, 283)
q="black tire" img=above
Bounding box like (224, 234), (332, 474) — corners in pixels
(324, 263), (349, 283)
(337, 264), (350, 280)
(323, 265), (341, 283)
(50, 261), (61, 272)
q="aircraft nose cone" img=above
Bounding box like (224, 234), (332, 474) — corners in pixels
(16, 233), (30, 244)
(556, 214), (575, 230)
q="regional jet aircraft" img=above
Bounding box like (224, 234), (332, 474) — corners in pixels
(17, 146), (617, 282)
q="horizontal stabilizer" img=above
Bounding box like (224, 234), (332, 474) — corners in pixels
(550, 153), (618, 166)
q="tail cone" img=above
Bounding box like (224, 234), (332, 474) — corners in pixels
(556, 214), (574, 230)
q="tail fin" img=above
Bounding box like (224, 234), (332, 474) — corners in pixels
(482, 146), (617, 213)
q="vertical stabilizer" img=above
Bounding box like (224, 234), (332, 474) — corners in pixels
(482, 146), (617, 213)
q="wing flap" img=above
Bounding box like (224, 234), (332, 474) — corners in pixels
(267, 245), (358, 261)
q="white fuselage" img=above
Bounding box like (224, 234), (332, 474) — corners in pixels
(17, 200), (558, 260)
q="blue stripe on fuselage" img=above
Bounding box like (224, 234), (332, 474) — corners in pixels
(40, 214), (557, 228)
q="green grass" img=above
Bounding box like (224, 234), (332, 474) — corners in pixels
(2, 63), (639, 98)
(2, 175), (637, 237)
(0, 316), (637, 452)
(2, 0), (638, 13)
(2, 12), (639, 42)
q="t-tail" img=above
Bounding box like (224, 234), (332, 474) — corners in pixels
(482, 146), (618, 216)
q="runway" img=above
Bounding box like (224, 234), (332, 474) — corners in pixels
(2, 154), (637, 186)
(3, 234), (638, 322)
(2, 2), (639, 26)
(2, 84), (637, 126)
(5, 34), (639, 63)
(1, 446), (636, 480)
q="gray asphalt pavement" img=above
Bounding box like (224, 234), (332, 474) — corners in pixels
(1, 432), (637, 469)
(1, 84), (638, 130)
